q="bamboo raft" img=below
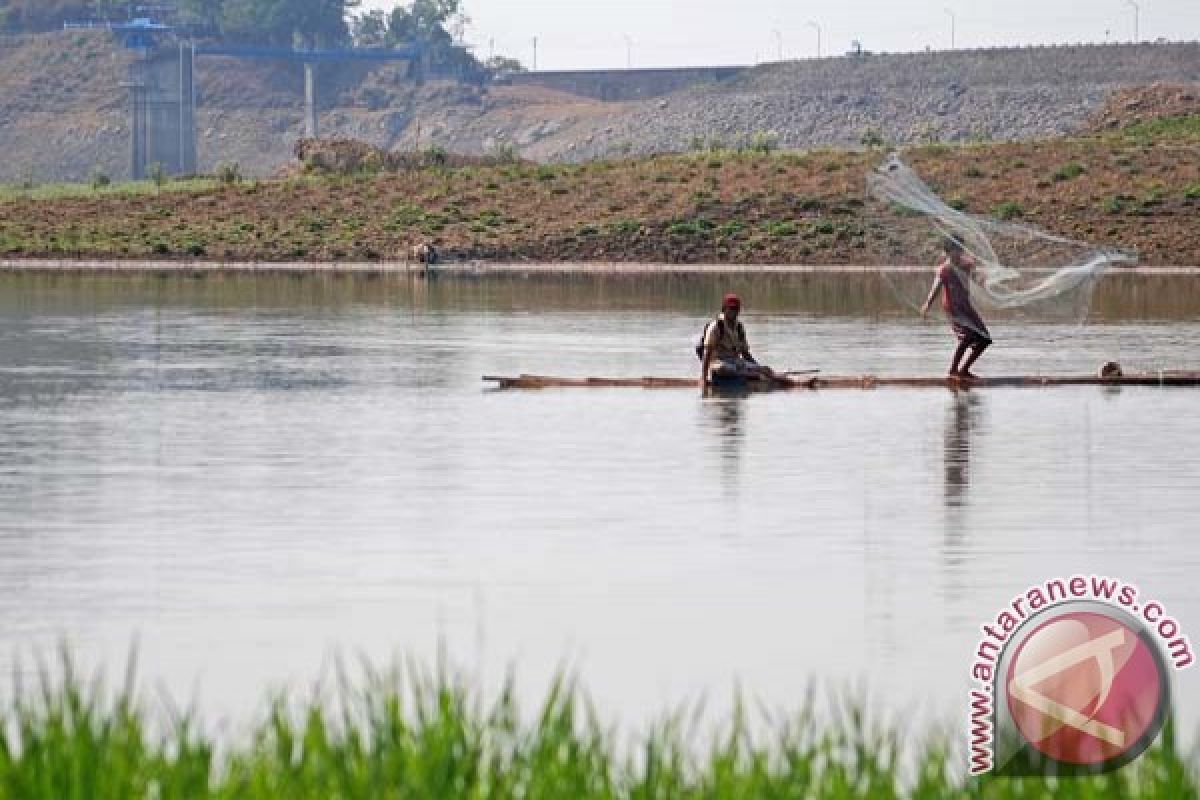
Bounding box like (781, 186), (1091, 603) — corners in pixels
(484, 370), (1200, 390)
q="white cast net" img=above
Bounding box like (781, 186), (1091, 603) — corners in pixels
(866, 154), (1136, 337)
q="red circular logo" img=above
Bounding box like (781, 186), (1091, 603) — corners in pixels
(1005, 610), (1167, 767)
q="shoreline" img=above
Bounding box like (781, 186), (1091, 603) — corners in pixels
(2, 259), (1199, 276)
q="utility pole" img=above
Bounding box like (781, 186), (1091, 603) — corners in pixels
(532, 36), (538, 71)
(624, 34), (633, 68)
(945, 8), (956, 49)
(1126, 0), (1139, 42)
(488, 37), (495, 61)
(806, 21), (822, 58)
(772, 28), (783, 61)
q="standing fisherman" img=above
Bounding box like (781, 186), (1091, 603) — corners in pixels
(921, 238), (992, 379)
(699, 294), (777, 387)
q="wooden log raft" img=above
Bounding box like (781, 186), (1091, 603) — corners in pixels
(483, 370), (1200, 391)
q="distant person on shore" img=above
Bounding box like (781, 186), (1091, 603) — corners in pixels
(921, 237), (992, 379)
(698, 294), (776, 387)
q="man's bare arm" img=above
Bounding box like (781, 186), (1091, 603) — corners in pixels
(921, 275), (942, 317)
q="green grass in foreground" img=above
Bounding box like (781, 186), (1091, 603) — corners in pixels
(0, 655), (1196, 799)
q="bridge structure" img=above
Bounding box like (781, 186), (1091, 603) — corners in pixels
(103, 17), (423, 178)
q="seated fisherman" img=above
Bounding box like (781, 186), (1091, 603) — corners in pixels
(699, 293), (777, 386)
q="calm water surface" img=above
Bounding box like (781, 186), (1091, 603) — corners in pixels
(0, 272), (1197, 733)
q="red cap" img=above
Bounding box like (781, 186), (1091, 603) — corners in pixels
(722, 293), (742, 309)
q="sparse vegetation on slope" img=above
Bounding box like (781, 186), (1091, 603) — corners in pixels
(0, 127), (1197, 265)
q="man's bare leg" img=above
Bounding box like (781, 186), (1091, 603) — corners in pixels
(949, 339), (971, 377)
(959, 341), (991, 379)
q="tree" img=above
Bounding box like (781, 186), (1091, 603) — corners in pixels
(350, 8), (387, 46)
(221, 0), (357, 46)
(352, 0), (460, 47)
(176, 0), (224, 30)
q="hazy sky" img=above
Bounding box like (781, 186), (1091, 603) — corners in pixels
(359, 0), (1198, 70)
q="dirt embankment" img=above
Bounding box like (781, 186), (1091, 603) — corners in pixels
(1, 125), (1197, 266)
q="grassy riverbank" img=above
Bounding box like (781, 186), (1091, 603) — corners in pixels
(0, 122), (1198, 267)
(0, 659), (1196, 799)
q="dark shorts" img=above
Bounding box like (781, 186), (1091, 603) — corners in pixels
(709, 357), (768, 381)
(951, 313), (992, 347)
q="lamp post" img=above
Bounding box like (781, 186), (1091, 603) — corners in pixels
(532, 36), (538, 71)
(945, 8), (956, 50)
(772, 28), (783, 61)
(624, 34), (633, 68)
(806, 20), (821, 59)
(1126, 0), (1139, 42)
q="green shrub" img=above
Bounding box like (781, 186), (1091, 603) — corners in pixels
(424, 144), (448, 167)
(749, 130), (780, 153)
(667, 218), (714, 236)
(217, 161), (243, 185)
(860, 128), (886, 148)
(89, 168), (111, 191)
(477, 209), (504, 227)
(717, 220), (746, 237)
(993, 200), (1025, 220)
(1052, 162), (1086, 181)
(489, 141), (518, 164)
(1185, 184), (1200, 202)
(147, 162), (167, 189)
(1103, 196), (1127, 214)
(1142, 184), (1167, 207)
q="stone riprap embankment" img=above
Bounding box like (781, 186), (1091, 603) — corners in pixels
(521, 42), (1200, 161)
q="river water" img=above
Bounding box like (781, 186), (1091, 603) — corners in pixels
(0, 271), (1197, 735)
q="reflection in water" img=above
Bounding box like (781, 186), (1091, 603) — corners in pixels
(942, 390), (984, 607)
(943, 390), (983, 511)
(4, 270), (1200, 320)
(701, 391), (746, 501)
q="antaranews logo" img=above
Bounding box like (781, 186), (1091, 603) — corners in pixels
(967, 576), (1193, 777)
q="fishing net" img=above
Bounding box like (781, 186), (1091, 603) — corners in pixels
(866, 154), (1136, 338)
